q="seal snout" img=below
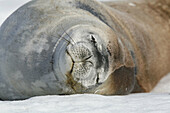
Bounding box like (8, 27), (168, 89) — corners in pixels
(53, 25), (111, 93)
(67, 43), (92, 62)
(67, 42), (94, 81)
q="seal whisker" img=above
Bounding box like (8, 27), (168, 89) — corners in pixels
(61, 24), (76, 44)
(50, 33), (73, 45)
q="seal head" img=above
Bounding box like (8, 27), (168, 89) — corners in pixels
(53, 25), (110, 93)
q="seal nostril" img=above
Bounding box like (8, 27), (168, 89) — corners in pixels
(91, 35), (97, 44)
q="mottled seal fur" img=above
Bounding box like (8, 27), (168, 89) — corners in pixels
(0, 0), (169, 100)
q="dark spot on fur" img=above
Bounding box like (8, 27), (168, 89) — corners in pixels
(76, 2), (110, 27)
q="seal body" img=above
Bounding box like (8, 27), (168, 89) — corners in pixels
(0, 0), (169, 100)
(103, 0), (170, 93)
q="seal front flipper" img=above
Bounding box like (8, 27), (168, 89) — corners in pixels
(95, 66), (135, 95)
(95, 38), (136, 95)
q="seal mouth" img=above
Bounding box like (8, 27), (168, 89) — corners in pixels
(67, 42), (93, 79)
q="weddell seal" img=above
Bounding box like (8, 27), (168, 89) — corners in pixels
(0, 0), (170, 100)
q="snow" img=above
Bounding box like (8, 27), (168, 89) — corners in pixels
(152, 74), (170, 93)
(1, 93), (170, 113)
(0, 0), (170, 112)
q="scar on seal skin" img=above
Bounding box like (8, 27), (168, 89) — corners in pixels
(0, 0), (169, 100)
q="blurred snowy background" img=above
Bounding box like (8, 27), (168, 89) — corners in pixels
(0, 0), (170, 113)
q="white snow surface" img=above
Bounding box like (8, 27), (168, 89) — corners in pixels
(1, 93), (170, 113)
(0, 0), (170, 112)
